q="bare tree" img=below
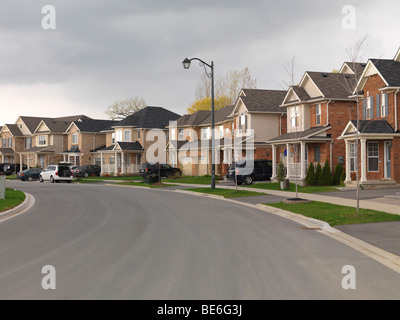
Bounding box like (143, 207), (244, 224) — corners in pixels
(337, 35), (368, 212)
(284, 56), (300, 198)
(105, 96), (147, 120)
(194, 67), (257, 106)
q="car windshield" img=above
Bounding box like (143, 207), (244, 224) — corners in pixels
(229, 161), (246, 170)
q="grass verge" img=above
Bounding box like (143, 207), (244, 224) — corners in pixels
(164, 175), (221, 185)
(265, 201), (400, 226)
(245, 182), (339, 193)
(0, 188), (26, 213)
(185, 187), (266, 198)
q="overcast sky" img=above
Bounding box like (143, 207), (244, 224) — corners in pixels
(0, 0), (399, 124)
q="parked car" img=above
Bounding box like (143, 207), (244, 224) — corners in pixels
(227, 159), (273, 185)
(39, 164), (73, 183)
(17, 168), (42, 181)
(139, 163), (182, 178)
(3, 163), (28, 175)
(73, 165), (101, 178)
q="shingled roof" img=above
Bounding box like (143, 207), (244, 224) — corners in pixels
(71, 118), (118, 133)
(20, 115), (90, 133)
(350, 120), (395, 134)
(306, 72), (356, 99)
(371, 59), (400, 87)
(3, 124), (23, 136)
(114, 106), (181, 129)
(239, 89), (287, 113)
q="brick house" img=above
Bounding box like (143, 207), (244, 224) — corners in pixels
(91, 106), (181, 175)
(63, 118), (117, 167)
(339, 50), (400, 188)
(16, 115), (89, 169)
(268, 68), (361, 185)
(0, 124), (24, 164)
(167, 105), (235, 177)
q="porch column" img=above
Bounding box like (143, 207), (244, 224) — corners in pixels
(271, 144), (277, 180)
(121, 152), (125, 174)
(345, 140), (351, 183)
(300, 142), (306, 179)
(35, 154), (38, 167)
(360, 139), (367, 183)
(286, 143), (291, 179)
(115, 152), (118, 174)
(100, 153), (103, 174)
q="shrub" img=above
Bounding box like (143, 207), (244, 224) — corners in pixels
(322, 160), (332, 186)
(332, 163), (344, 185)
(340, 167), (346, 185)
(305, 163), (316, 186)
(315, 162), (323, 186)
(277, 161), (286, 183)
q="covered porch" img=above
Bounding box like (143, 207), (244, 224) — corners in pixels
(339, 120), (400, 189)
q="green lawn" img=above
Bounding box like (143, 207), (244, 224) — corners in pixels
(244, 182), (340, 193)
(185, 187), (266, 198)
(86, 176), (143, 180)
(0, 188), (26, 213)
(164, 175), (221, 185)
(266, 201), (400, 226)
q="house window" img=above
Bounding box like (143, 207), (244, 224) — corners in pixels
(69, 155), (80, 166)
(38, 135), (47, 146)
(112, 133), (116, 144)
(314, 146), (321, 163)
(136, 154), (142, 165)
(2, 138), (6, 147)
(124, 130), (131, 142)
(170, 128), (176, 140)
(367, 142), (379, 172)
(219, 125), (224, 139)
(290, 107), (300, 129)
(115, 131), (122, 142)
(137, 130), (141, 139)
(350, 142), (357, 172)
(316, 104), (321, 125)
(72, 133), (78, 145)
(366, 96), (373, 119)
(202, 128), (210, 140)
(381, 93), (388, 117)
(178, 129), (184, 140)
(25, 137), (32, 149)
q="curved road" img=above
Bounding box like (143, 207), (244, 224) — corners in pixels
(2, 180), (400, 299)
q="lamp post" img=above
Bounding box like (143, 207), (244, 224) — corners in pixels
(182, 57), (216, 189)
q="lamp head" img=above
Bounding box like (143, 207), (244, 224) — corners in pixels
(182, 58), (191, 69)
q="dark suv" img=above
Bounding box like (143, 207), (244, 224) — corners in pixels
(73, 165), (101, 178)
(139, 163), (182, 178)
(227, 159), (272, 185)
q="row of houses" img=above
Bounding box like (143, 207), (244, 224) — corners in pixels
(1, 47), (400, 188)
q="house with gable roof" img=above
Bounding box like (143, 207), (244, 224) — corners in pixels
(339, 48), (400, 188)
(91, 106), (180, 175)
(268, 67), (362, 185)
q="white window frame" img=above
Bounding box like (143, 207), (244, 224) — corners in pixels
(350, 142), (357, 172)
(316, 104), (321, 125)
(115, 131), (122, 142)
(38, 135), (47, 146)
(381, 93), (387, 117)
(124, 130), (131, 142)
(111, 133), (116, 144)
(178, 129), (184, 140)
(71, 133), (79, 145)
(366, 96), (373, 119)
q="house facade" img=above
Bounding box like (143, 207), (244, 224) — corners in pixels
(339, 51), (400, 188)
(268, 68), (360, 185)
(91, 106), (181, 175)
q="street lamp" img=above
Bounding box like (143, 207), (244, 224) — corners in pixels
(182, 57), (216, 189)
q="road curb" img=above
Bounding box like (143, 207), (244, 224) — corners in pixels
(169, 188), (400, 275)
(0, 192), (35, 223)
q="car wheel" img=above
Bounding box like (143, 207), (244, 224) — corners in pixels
(244, 175), (253, 185)
(27, 176), (33, 182)
(50, 176), (55, 183)
(39, 176), (44, 183)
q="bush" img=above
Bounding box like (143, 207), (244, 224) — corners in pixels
(322, 160), (332, 186)
(277, 161), (286, 183)
(315, 162), (323, 186)
(340, 167), (346, 185)
(332, 163), (344, 185)
(305, 163), (316, 186)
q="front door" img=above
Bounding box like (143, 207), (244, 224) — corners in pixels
(385, 141), (392, 179)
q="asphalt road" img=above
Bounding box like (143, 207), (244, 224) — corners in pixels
(2, 180), (400, 300)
